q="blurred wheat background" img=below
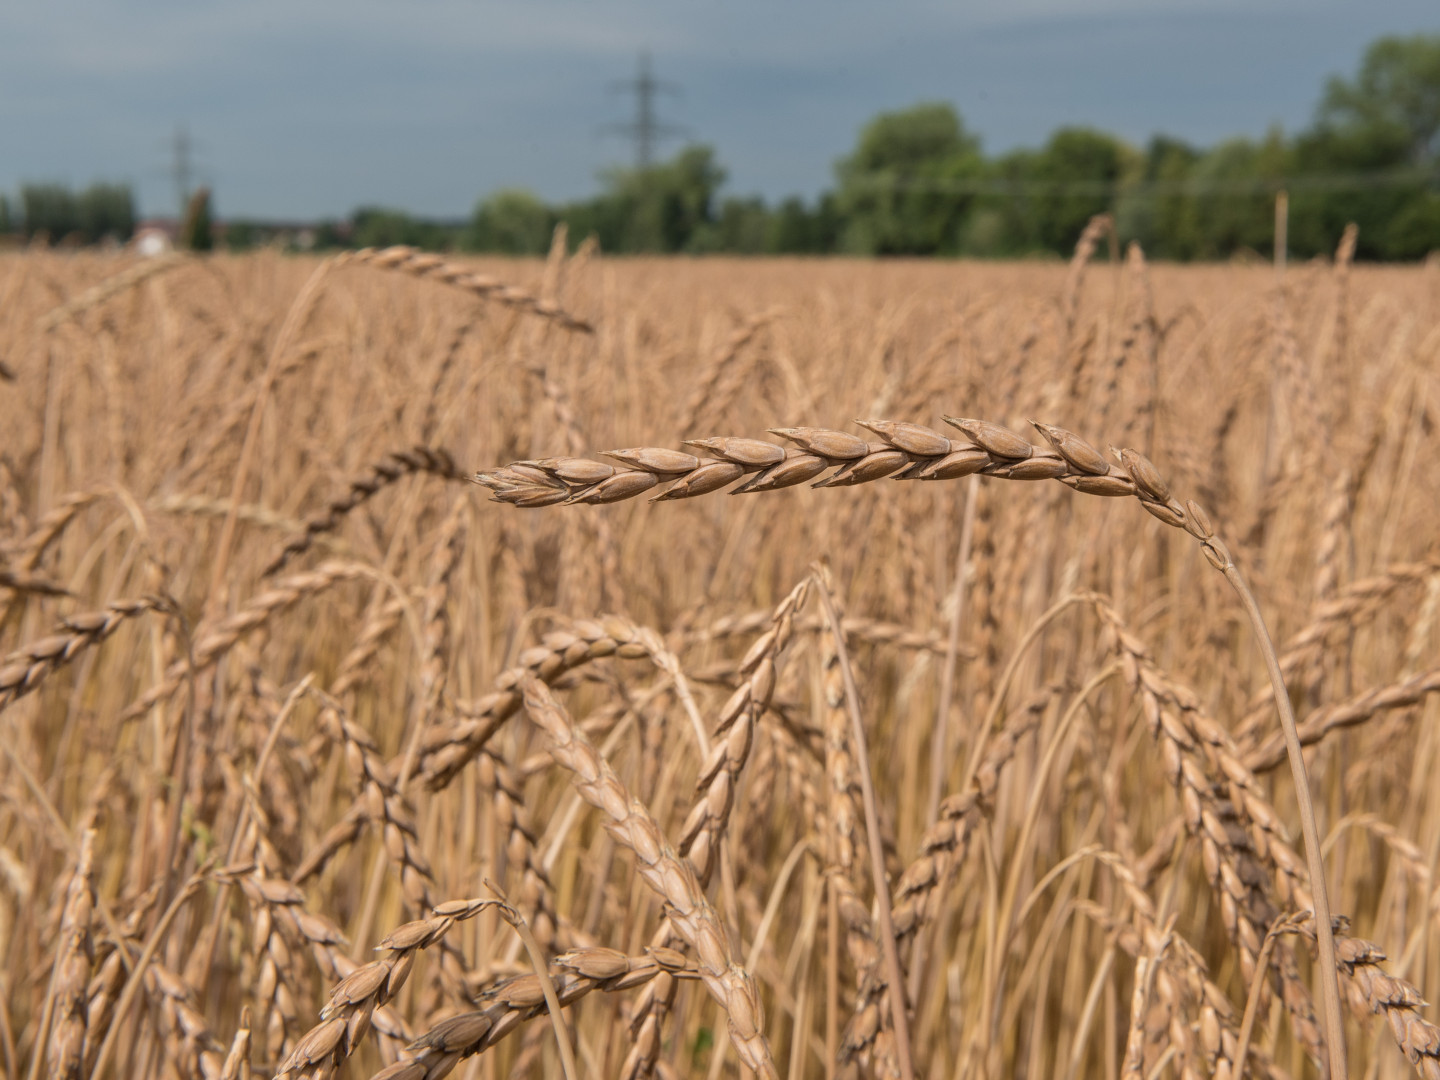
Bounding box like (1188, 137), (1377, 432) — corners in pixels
(2, 229), (1439, 1080)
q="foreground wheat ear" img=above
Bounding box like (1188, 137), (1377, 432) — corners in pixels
(477, 414), (1351, 1080)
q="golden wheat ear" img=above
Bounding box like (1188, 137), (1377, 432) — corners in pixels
(476, 414), (1351, 1078)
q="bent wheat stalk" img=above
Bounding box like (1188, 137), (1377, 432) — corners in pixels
(334, 246), (593, 332)
(814, 568), (915, 1080)
(519, 674), (779, 1079)
(262, 446), (467, 576)
(477, 414), (1350, 1080)
(37, 252), (190, 331)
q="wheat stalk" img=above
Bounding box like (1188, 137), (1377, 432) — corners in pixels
(519, 675), (779, 1078)
(8, 248), (1438, 1080)
(118, 560), (378, 722)
(842, 691), (1047, 1070)
(0, 567), (70, 597)
(1094, 595), (1440, 1078)
(621, 580), (807, 1080)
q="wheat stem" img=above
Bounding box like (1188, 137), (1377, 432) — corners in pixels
(1224, 560), (1348, 1079)
(813, 568), (916, 1080)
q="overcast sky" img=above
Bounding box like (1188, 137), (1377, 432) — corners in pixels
(2, 0), (1434, 220)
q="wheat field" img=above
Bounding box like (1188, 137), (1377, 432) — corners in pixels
(1, 229), (1438, 1080)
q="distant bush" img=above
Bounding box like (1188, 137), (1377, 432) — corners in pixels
(464, 189), (554, 254)
(351, 207), (460, 251)
(19, 183), (135, 244)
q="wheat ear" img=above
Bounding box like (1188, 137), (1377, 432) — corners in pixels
(262, 446), (467, 575)
(37, 253), (190, 331)
(334, 246), (593, 332)
(842, 693), (1046, 1069)
(293, 614), (678, 896)
(365, 949), (704, 1080)
(1245, 665), (1440, 773)
(477, 414), (1350, 1079)
(1097, 595), (1440, 1078)
(219, 1006), (252, 1080)
(274, 898), (498, 1079)
(0, 567), (70, 596)
(683, 610), (959, 655)
(46, 828), (96, 1080)
(119, 561), (375, 722)
(1, 598), (166, 711)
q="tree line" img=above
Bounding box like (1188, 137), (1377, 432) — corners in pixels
(0, 183), (136, 246)
(447, 33), (1437, 261)
(4, 33), (1437, 260)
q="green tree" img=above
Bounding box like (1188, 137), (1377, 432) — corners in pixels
(835, 102), (984, 254)
(224, 220), (259, 251)
(953, 132), (1135, 259)
(692, 196), (771, 253)
(628, 145), (727, 252)
(21, 184), (80, 241)
(1318, 34), (1440, 164)
(1188, 132), (1290, 258)
(959, 149), (1041, 256)
(312, 220), (348, 250)
(465, 189), (554, 254)
(1289, 123), (1415, 259)
(179, 187), (214, 251)
(769, 195), (841, 254)
(770, 196), (813, 253)
(350, 207), (457, 250)
(559, 145), (726, 253)
(1117, 137), (1203, 259)
(77, 183), (136, 243)
(1292, 34), (1440, 258)
(1382, 192), (1440, 258)
(1030, 127), (1136, 253)
(0, 193), (11, 234)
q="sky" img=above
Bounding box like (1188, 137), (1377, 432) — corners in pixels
(2, 0), (1435, 220)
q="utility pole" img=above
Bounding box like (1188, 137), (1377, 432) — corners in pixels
(607, 52), (684, 171)
(172, 126), (193, 218)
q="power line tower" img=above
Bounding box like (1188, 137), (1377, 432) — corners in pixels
(171, 126), (194, 216)
(607, 52), (685, 170)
